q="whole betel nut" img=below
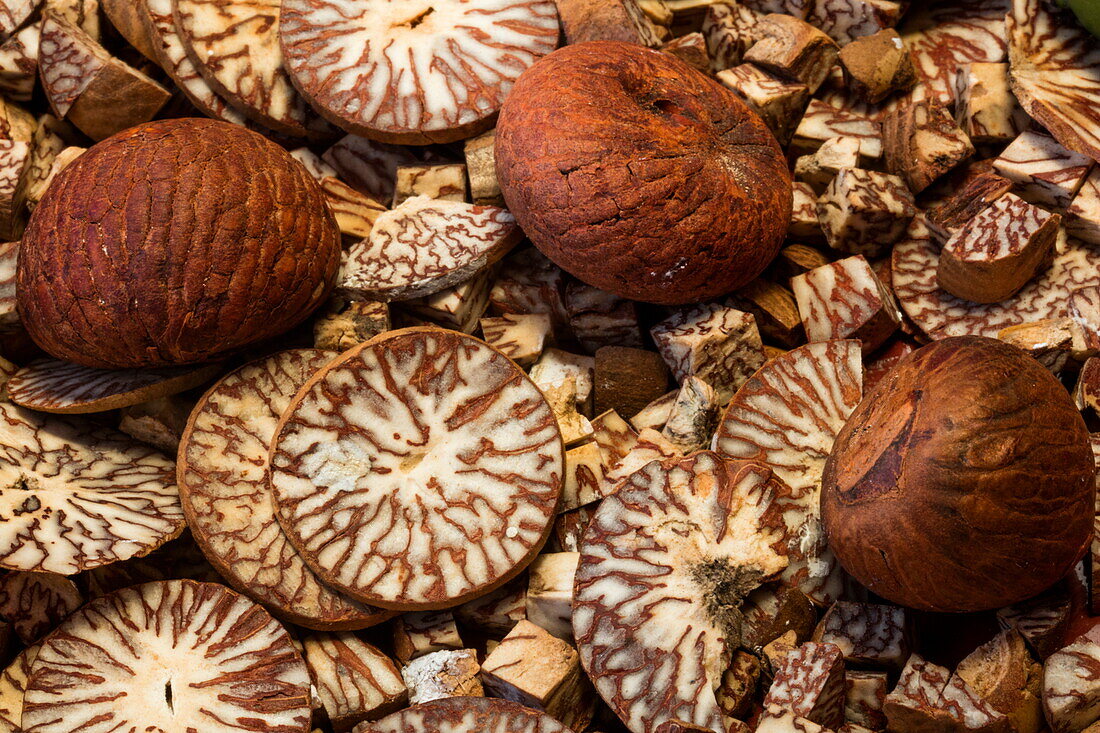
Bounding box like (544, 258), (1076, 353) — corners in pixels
(17, 118), (340, 369)
(821, 336), (1094, 613)
(495, 41), (792, 306)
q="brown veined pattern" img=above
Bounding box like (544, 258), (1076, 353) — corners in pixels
(351, 696), (570, 733)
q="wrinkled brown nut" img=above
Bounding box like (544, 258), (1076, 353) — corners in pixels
(400, 649), (484, 705)
(882, 100), (975, 195)
(838, 29), (914, 104)
(745, 14), (838, 94)
(303, 633), (407, 732)
(956, 630), (1043, 733)
(812, 0), (901, 46)
(663, 32), (710, 72)
(795, 137), (861, 194)
(526, 552), (579, 639)
(594, 345), (671, 418)
(793, 255), (900, 355)
(792, 100), (882, 160)
(393, 611), (463, 663)
(321, 177), (387, 241)
(816, 602), (909, 668)
(763, 642), (846, 729)
(565, 282), (644, 354)
(455, 577), (527, 639)
(393, 164), (468, 208)
(0, 571), (81, 643)
(955, 63), (1027, 145)
(1042, 625), (1100, 733)
(481, 313), (552, 367)
(701, 1), (762, 71)
(717, 62), (809, 147)
(994, 131), (1094, 212)
(998, 318), (1089, 374)
(322, 134), (420, 203)
(925, 172), (1013, 244)
(845, 671), (888, 730)
(352, 697), (571, 733)
(403, 270), (495, 334)
(1067, 169), (1100, 245)
(661, 376), (718, 452)
(729, 279), (804, 349)
(464, 130), (504, 206)
(556, 0), (663, 46)
(313, 299), (391, 351)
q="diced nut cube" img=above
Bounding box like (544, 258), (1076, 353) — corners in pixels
(817, 602), (910, 667)
(717, 63), (809, 146)
(885, 654), (1009, 733)
(1067, 168), (1100, 245)
(401, 649), (483, 705)
(662, 32), (710, 72)
(793, 255), (900, 354)
(561, 441), (605, 512)
(954, 63), (1027, 145)
(0, 139), (28, 240)
(402, 270), (493, 333)
(321, 176), (387, 241)
(455, 579), (526, 638)
(0, 25), (41, 103)
(322, 134), (418, 203)
(845, 671), (888, 730)
(540, 376), (594, 446)
(763, 642), (846, 729)
(937, 193), (1060, 304)
(1044, 627), (1100, 733)
(393, 611), (463, 664)
(302, 633), (406, 732)
(464, 130), (503, 206)
(817, 168), (916, 257)
(882, 101), (975, 194)
(811, 0), (902, 45)
(480, 313), (552, 367)
(591, 409), (680, 492)
(594, 345), (671, 419)
(837, 28), (915, 103)
(555, 0), (663, 47)
(651, 303), (765, 403)
(661, 376), (717, 452)
(742, 585), (819, 649)
(956, 630), (1043, 733)
(795, 136), (861, 194)
(994, 131), (1094, 212)
(789, 182), (825, 242)
(793, 99), (882, 160)
(925, 171), (1013, 244)
(757, 705), (832, 733)
(529, 348), (596, 413)
(701, 2), (761, 71)
(564, 282), (643, 354)
(763, 630), (802, 671)
(744, 13), (838, 94)
(742, 0), (810, 17)
(526, 553), (580, 640)
(313, 299), (390, 351)
(393, 163), (467, 207)
(998, 318), (1088, 373)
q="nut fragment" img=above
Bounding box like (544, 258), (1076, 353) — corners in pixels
(816, 168), (916, 257)
(400, 649), (483, 705)
(838, 29), (915, 104)
(313, 299), (391, 352)
(0, 571), (81, 643)
(0, 642), (37, 732)
(465, 130), (503, 206)
(956, 630), (1043, 733)
(481, 313), (552, 368)
(455, 576), (527, 638)
(795, 136), (861, 195)
(322, 134), (419, 203)
(994, 131), (1094, 212)
(565, 283), (643, 354)
(594, 346), (672, 419)
(882, 101), (975, 195)
(729, 279), (804, 349)
(763, 642), (846, 729)
(393, 164), (468, 207)
(351, 696), (571, 733)
(702, 1), (762, 71)
(955, 63), (1027, 145)
(661, 376), (718, 453)
(885, 654), (1009, 733)
(717, 62), (809, 147)
(792, 255), (901, 355)
(555, 0), (663, 46)
(744, 13), (839, 94)
(393, 611), (462, 664)
(403, 270), (494, 334)
(526, 553), (579, 640)
(792, 100), (882, 160)
(302, 633), (406, 732)
(845, 671), (888, 730)
(817, 602), (909, 668)
(1067, 169), (1100, 245)
(925, 171), (1013, 244)
(1042, 625), (1100, 733)
(812, 0), (901, 46)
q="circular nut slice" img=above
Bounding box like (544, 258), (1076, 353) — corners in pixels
(351, 696), (569, 733)
(892, 218), (1100, 339)
(279, 0), (560, 143)
(23, 579), (312, 733)
(271, 328), (563, 610)
(0, 642), (39, 732)
(712, 340), (863, 606)
(179, 349), (389, 630)
(7, 359), (220, 414)
(573, 452), (789, 733)
(0, 403), (184, 574)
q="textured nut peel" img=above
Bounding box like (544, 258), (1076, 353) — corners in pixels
(821, 336), (1094, 612)
(17, 118), (341, 368)
(495, 41), (792, 305)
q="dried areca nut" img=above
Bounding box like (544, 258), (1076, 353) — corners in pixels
(464, 130), (503, 206)
(565, 283), (643, 354)
(117, 395), (193, 454)
(845, 671), (888, 730)
(0, 403), (183, 574)
(0, 0), (40, 42)
(553, 505), (596, 553)
(22, 579), (312, 733)
(393, 164), (468, 208)
(594, 346), (671, 419)
(403, 269), (494, 334)
(956, 630), (1043, 733)
(27, 143), (81, 208)
(303, 634), (406, 732)
(741, 585), (818, 649)
(600, 427), (682, 494)
(554, 0), (662, 46)
(322, 135), (419, 203)
(401, 649), (483, 705)
(816, 602), (909, 668)
(21, 115), (67, 213)
(45, 0), (98, 40)
(542, 377), (594, 446)
(456, 576), (527, 638)
(291, 148), (339, 181)
(661, 377), (718, 453)
(994, 131), (1094, 212)
(1077, 358), (1100, 414)
(629, 390), (677, 432)
(998, 318), (1087, 373)
(1007, 0), (1100, 167)
(0, 241), (18, 330)
(482, 619), (594, 728)
(0, 571), (81, 643)
(701, 1), (761, 71)
(652, 303), (765, 404)
(718, 650), (764, 720)
(997, 584), (1073, 661)
(765, 631), (798, 671)
(662, 32), (710, 73)
(78, 531), (224, 596)
(481, 313), (552, 368)
(757, 705), (831, 733)
(837, 29), (914, 104)
(530, 348), (596, 411)
(1043, 625), (1100, 733)
(730, 280), (804, 349)
(280, 0), (558, 143)
(0, 96), (33, 143)
(636, 0), (671, 26)
(937, 194), (1060, 304)
(713, 340), (862, 604)
(744, 14), (838, 94)
(790, 184), (826, 243)
(393, 611), (463, 663)
(489, 248), (570, 337)
(526, 552), (579, 640)
(0, 24), (40, 103)
(102, 0), (156, 61)
(178, 350), (386, 630)
(817, 168), (916, 257)
(954, 63), (1027, 146)
(763, 642), (846, 729)
(39, 13), (168, 141)
(321, 177), (387, 241)
(271, 329), (563, 610)
(884, 655), (968, 732)
(1070, 286), (1100, 351)
(925, 172), (1013, 244)
(0, 642), (37, 732)
(1067, 169), (1100, 245)
(717, 63), (809, 147)
(0, 139), (28, 241)
(811, 0), (901, 46)
(795, 137), (862, 195)
(562, 441), (607, 512)
(339, 196), (519, 302)
(793, 255), (900, 354)
(882, 101), (975, 195)
(352, 697), (571, 733)
(792, 100), (882, 160)
(574, 453), (789, 733)
(313, 299), (390, 352)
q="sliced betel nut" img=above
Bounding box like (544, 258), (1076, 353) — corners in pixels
(7, 358), (220, 414)
(270, 328), (564, 611)
(22, 579), (312, 733)
(279, 0), (560, 143)
(0, 403), (184, 574)
(573, 452), (790, 733)
(712, 340), (863, 606)
(351, 696), (570, 733)
(178, 349), (389, 630)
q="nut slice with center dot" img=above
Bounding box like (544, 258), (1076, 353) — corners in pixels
(22, 579), (312, 733)
(279, 0), (560, 144)
(178, 349), (389, 630)
(7, 358), (220, 414)
(711, 340), (864, 605)
(573, 452), (790, 733)
(351, 696), (570, 733)
(0, 402), (183, 574)
(270, 327), (563, 611)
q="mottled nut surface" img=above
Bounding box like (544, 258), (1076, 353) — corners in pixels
(18, 117), (340, 368)
(822, 336), (1094, 612)
(496, 41), (791, 305)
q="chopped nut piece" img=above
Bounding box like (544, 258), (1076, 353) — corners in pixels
(717, 62), (809, 146)
(0, 139), (28, 240)
(882, 101), (975, 194)
(526, 553), (580, 640)
(956, 630), (1043, 733)
(763, 630), (801, 670)
(997, 583), (1072, 660)
(117, 395), (193, 453)
(0, 571), (82, 643)
(561, 441), (605, 512)
(845, 671), (888, 730)
(742, 585), (819, 649)
(774, 243), (831, 285)
(837, 28), (915, 104)
(662, 32), (710, 72)
(629, 390), (677, 432)
(954, 63), (1027, 145)
(1042, 626), (1100, 733)
(553, 504), (597, 554)
(795, 136), (861, 194)
(393, 164), (468, 207)
(289, 147), (339, 181)
(701, 1), (762, 71)
(816, 602), (909, 668)
(322, 134), (420, 203)
(393, 612), (463, 664)
(489, 248), (571, 341)
(20, 115), (67, 212)
(313, 299), (391, 351)
(594, 345), (671, 419)
(925, 171), (1013, 244)
(742, 0), (809, 16)
(464, 130), (503, 207)
(530, 348), (596, 413)
(1067, 169), (1100, 246)
(885, 654), (1009, 733)
(480, 313), (552, 368)
(793, 255), (901, 354)
(402, 269), (493, 333)
(0, 24), (41, 103)
(455, 579), (526, 639)
(811, 0), (902, 45)
(661, 376), (717, 452)
(555, 0), (663, 47)
(718, 651), (763, 720)
(541, 376), (594, 447)
(817, 168), (916, 257)
(792, 99), (882, 160)
(27, 143), (82, 208)
(303, 633), (406, 732)
(757, 705), (832, 733)
(564, 282), (643, 354)
(763, 642), (846, 729)
(401, 649), (483, 706)
(994, 131), (1094, 212)
(321, 177), (387, 241)
(1076, 358), (1100, 415)
(744, 13), (838, 94)
(998, 319), (1086, 373)
(790, 183), (826, 243)
(729, 279), (804, 349)
(937, 194), (1060, 304)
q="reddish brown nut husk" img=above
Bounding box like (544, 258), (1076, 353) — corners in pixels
(821, 336), (1094, 613)
(496, 41), (791, 305)
(17, 117), (340, 368)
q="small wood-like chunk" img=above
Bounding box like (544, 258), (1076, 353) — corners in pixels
(790, 183), (826, 243)
(393, 611), (463, 664)
(816, 602), (909, 668)
(1067, 169), (1100, 246)
(555, 0), (663, 47)
(1042, 626), (1100, 733)
(811, 0), (901, 45)
(661, 376), (717, 452)
(997, 584), (1072, 660)
(817, 168), (916, 257)
(792, 99), (882, 159)
(845, 671), (888, 730)
(742, 585), (820, 649)
(729, 279), (805, 348)
(540, 376), (594, 447)
(956, 630), (1043, 733)
(565, 283), (643, 354)
(561, 441), (605, 512)
(480, 313), (552, 368)
(763, 642), (847, 729)
(994, 131), (1094, 212)
(838, 29), (915, 104)
(489, 248), (570, 341)
(718, 650), (763, 720)
(393, 164), (468, 208)
(313, 299), (390, 351)
(594, 345), (671, 419)
(402, 270), (493, 334)
(998, 318), (1088, 373)
(955, 63), (1027, 145)
(795, 136), (861, 194)
(455, 579), (526, 639)
(400, 649), (483, 706)
(744, 13), (838, 94)
(925, 172), (1013, 244)
(882, 101), (975, 195)
(701, 1), (761, 71)
(629, 390), (676, 432)
(937, 194), (1060, 304)
(526, 553), (579, 640)
(553, 504), (597, 554)
(464, 130), (504, 206)
(302, 633), (407, 732)
(717, 62), (809, 146)
(321, 177), (387, 242)
(662, 32), (710, 72)
(792, 255), (900, 354)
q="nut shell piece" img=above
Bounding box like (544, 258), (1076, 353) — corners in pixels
(18, 118), (341, 368)
(821, 336), (1095, 612)
(496, 41), (791, 305)
(351, 696), (570, 733)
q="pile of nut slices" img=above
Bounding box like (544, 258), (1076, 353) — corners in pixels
(0, 0), (1096, 732)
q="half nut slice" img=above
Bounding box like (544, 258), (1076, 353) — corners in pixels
(351, 696), (570, 733)
(271, 328), (563, 610)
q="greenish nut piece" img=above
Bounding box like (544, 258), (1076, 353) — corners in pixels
(1057, 0), (1100, 38)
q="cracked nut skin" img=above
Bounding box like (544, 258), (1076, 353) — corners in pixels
(821, 336), (1094, 613)
(495, 41), (791, 306)
(17, 118), (340, 369)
